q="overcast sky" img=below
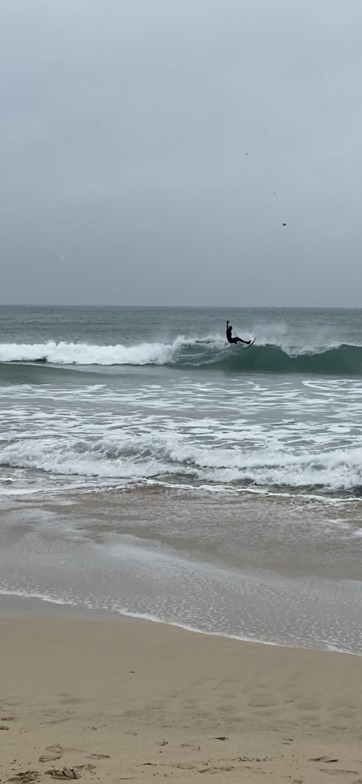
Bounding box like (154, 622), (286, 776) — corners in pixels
(1, 0), (362, 306)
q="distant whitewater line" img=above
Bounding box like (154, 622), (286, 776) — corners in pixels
(0, 337), (362, 375)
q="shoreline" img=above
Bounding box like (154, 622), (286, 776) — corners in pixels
(1, 488), (361, 658)
(0, 592), (362, 660)
(1, 591), (360, 658)
(1, 600), (362, 783)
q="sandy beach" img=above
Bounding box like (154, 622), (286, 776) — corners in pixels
(1, 603), (361, 783)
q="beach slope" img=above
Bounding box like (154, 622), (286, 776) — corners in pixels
(1, 614), (362, 783)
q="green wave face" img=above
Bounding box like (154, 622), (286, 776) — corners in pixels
(170, 342), (362, 375)
(1, 342), (362, 379)
(0, 362), (105, 385)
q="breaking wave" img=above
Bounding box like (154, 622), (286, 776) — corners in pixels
(1, 431), (362, 496)
(1, 337), (362, 378)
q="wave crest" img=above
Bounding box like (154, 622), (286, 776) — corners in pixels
(0, 337), (362, 375)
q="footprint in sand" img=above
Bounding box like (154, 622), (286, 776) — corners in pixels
(87, 754), (110, 760)
(45, 765), (96, 780)
(199, 766), (234, 774)
(310, 756), (339, 763)
(39, 745), (64, 763)
(39, 745), (81, 764)
(9, 773), (40, 783)
(180, 743), (201, 751)
(46, 770), (81, 780)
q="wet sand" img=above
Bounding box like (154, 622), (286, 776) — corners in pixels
(1, 489), (362, 655)
(1, 601), (362, 783)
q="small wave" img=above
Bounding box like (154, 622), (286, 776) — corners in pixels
(1, 434), (362, 495)
(0, 337), (362, 376)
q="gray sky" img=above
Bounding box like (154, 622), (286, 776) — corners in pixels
(1, 0), (362, 306)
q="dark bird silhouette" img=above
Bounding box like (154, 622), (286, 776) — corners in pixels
(282, 222), (287, 227)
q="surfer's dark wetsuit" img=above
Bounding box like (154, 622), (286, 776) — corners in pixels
(226, 321), (251, 346)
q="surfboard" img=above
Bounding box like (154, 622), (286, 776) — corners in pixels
(242, 337), (255, 350)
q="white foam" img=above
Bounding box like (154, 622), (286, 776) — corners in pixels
(2, 364), (362, 499)
(1, 427), (362, 493)
(0, 587), (74, 606)
(0, 336), (223, 366)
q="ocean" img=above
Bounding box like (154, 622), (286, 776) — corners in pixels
(0, 305), (361, 654)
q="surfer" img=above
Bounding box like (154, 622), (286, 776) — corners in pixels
(226, 321), (251, 346)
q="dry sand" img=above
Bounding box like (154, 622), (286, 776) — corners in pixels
(0, 610), (362, 783)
